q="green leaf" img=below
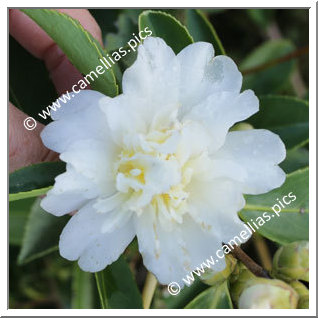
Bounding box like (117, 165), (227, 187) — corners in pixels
(110, 60), (123, 93)
(9, 162), (66, 201)
(10, 162), (66, 194)
(185, 9), (225, 55)
(105, 13), (138, 51)
(281, 147), (309, 174)
(247, 95), (309, 149)
(21, 9), (118, 97)
(9, 187), (52, 202)
(240, 40), (296, 95)
(18, 198), (70, 264)
(9, 198), (36, 246)
(139, 10), (193, 54)
(95, 255), (143, 309)
(104, 13), (139, 74)
(72, 265), (94, 309)
(239, 168), (309, 245)
(185, 281), (233, 309)
(164, 279), (207, 309)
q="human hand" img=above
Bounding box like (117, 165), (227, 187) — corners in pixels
(9, 9), (103, 172)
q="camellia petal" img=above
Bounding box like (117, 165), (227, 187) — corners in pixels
(177, 43), (242, 114)
(133, 205), (189, 285)
(60, 139), (118, 195)
(40, 36), (286, 286)
(186, 177), (246, 231)
(59, 200), (134, 266)
(59, 201), (107, 261)
(77, 222), (135, 272)
(180, 215), (228, 272)
(41, 90), (112, 153)
(211, 129), (286, 194)
(182, 89), (259, 153)
(40, 165), (99, 216)
(122, 37), (179, 106)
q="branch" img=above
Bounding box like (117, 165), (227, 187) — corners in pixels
(228, 244), (270, 278)
(241, 46), (309, 76)
(265, 21), (307, 97)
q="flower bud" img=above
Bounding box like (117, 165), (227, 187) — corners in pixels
(200, 254), (237, 286)
(230, 263), (257, 304)
(238, 278), (298, 309)
(272, 241), (309, 282)
(230, 261), (253, 282)
(290, 280), (309, 309)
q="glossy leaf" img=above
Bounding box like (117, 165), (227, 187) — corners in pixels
(247, 95), (309, 149)
(9, 187), (52, 202)
(281, 147), (309, 173)
(139, 10), (193, 54)
(185, 9), (225, 55)
(21, 9), (118, 97)
(95, 255), (143, 309)
(164, 279), (207, 309)
(240, 40), (296, 95)
(185, 281), (233, 309)
(240, 168), (309, 245)
(18, 198), (70, 264)
(9, 162), (66, 201)
(10, 162), (66, 194)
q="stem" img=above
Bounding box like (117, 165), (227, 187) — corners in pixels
(253, 233), (272, 271)
(142, 272), (157, 309)
(228, 244), (270, 278)
(241, 46), (308, 76)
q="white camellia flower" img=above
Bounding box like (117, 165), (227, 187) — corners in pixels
(41, 37), (286, 286)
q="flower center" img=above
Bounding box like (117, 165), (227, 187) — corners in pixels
(114, 127), (194, 220)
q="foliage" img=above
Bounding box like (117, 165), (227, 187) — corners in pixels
(9, 8), (309, 309)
